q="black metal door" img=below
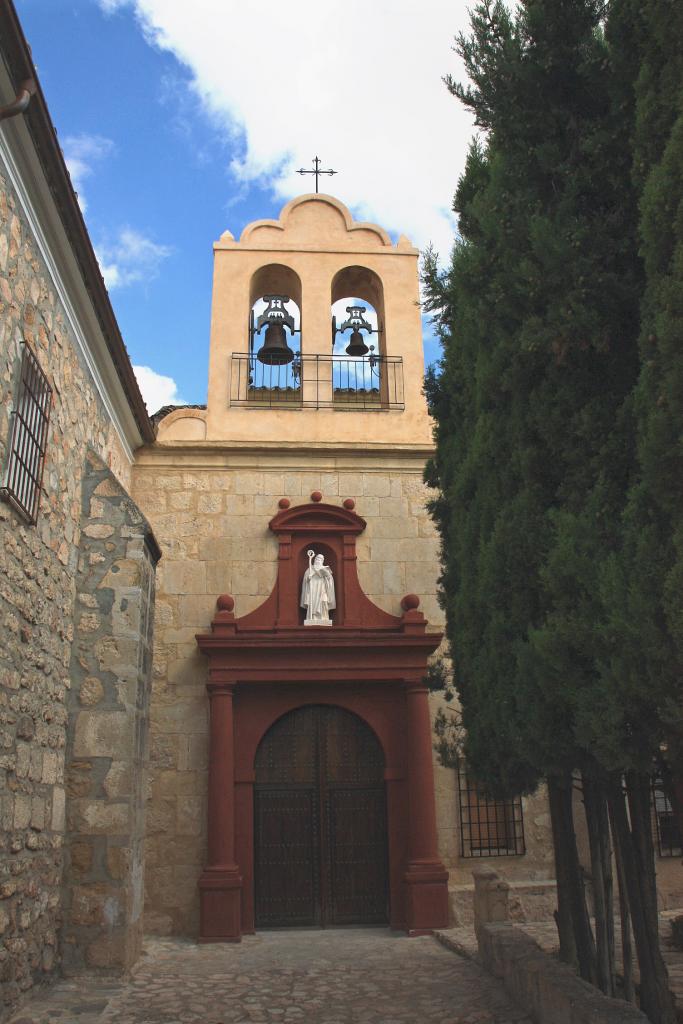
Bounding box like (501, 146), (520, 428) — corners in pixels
(254, 705), (388, 927)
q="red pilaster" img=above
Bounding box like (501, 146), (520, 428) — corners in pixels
(199, 676), (242, 941)
(403, 682), (449, 933)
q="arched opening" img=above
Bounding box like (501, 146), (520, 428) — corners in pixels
(247, 264), (302, 404)
(331, 266), (386, 407)
(253, 704), (388, 927)
(331, 265), (384, 351)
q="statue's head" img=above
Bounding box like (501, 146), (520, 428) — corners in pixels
(313, 554), (324, 566)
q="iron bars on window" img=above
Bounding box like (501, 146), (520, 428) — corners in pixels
(1, 343), (52, 524)
(652, 776), (682, 858)
(230, 352), (404, 411)
(457, 764), (525, 858)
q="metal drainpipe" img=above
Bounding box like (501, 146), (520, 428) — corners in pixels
(0, 78), (36, 123)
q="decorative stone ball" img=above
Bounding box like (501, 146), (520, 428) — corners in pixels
(401, 593), (420, 611)
(278, 497), (291, 509)
(217, 594), (235, 613)
(311, 490), (323, 503)
(343, 498), (355, 510)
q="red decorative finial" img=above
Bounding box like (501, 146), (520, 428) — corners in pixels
(343, 498), (355, 510)
(401, 593), (420, 611)
(217, 594), (235, 612)
(278, 497), (291, 509)
(311, 490), (323, 502)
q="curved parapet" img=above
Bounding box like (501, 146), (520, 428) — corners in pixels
(215, 194), (417, 254)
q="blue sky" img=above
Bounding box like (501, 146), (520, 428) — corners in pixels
(16, 0), (475, 413)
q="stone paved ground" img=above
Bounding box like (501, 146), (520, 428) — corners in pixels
(8, 929), (532, 1024)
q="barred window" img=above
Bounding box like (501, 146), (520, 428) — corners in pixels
(458, 764), (525, 858)
(1, 343), (52, 524)
(652, 776), (682, 858)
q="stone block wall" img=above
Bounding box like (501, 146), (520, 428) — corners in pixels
(61, 451), (159, 973)
(131, 446), (556, 936)
(478, 923), (649, 1024)
(0, 166), (139, 1018)
(473, 868), (648, 1024)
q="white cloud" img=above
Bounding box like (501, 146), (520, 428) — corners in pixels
(96, 0), (477, 258)
(96, 227), (172, 289)
(133, 364), (185, 413)
(62, 133), (115, 212)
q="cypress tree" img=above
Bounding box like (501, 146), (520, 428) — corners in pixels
(582, 3), (683, 1019)
(425, 2), (680, 1017)
(611, 0), (683, 800)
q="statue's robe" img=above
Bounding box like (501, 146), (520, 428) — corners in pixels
(301, 564), (336, 623)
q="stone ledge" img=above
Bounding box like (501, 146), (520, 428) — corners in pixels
(479, 923), (649, 1024)
(449, 879), (558, 927)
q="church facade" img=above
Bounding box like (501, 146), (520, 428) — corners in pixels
(131, 192), (557, 941)
(4, 3), (682, 1020)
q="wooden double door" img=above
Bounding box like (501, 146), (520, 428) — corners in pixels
(254, 704), (388, 927)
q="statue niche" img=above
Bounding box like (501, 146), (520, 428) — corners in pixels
(221, 500), (401, 632)
(301, 550), (336, 626)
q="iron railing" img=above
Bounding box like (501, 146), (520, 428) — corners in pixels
(230, 353), (404, 411)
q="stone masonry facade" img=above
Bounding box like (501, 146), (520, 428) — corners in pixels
(131, 449), (556, 937)
(0, 167), (156, 1021)
(62, 451), (158, 974)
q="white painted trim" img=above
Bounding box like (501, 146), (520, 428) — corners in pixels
(0, 129), (136, 463)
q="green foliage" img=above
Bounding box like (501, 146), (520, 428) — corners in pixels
(428, 4), (683, 1013)
(424, 0), (646, 798)
(423, 655), (456, 702)
(433, 706), (464, 770)
(599, 0), (683, 773)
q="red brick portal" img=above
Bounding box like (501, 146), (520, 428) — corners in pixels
(196, 501), (449, 940)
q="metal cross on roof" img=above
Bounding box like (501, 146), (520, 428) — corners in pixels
(297, 156), (337, 194)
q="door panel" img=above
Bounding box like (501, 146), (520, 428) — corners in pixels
(326, 787), (388, 924)
(254, 788), (318, 926)
(254, 705), (388, 927)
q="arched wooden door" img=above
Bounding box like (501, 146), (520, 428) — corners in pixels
(254, 705), (388, 927)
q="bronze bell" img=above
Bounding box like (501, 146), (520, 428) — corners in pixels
(257, 322), (295, 365)
(345, 329), (370, 357)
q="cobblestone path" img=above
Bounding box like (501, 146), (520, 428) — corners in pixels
(10, 929), (532, 1024)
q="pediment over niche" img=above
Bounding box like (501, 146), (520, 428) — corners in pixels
(270, 500), (366, 536)
(198, 500), (431, 639)
(215, 195), (418, 254)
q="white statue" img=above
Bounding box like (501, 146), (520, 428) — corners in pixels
(301, 550), (336, 626)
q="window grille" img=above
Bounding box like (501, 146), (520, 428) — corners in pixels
(458, 764), (525, 858)
(1, 343), (52, 524)
(652, 776), (682, 858)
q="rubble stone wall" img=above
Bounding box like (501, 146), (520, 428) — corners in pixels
(0, 166), (140, 1019)
(62, 451), (158, 973)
